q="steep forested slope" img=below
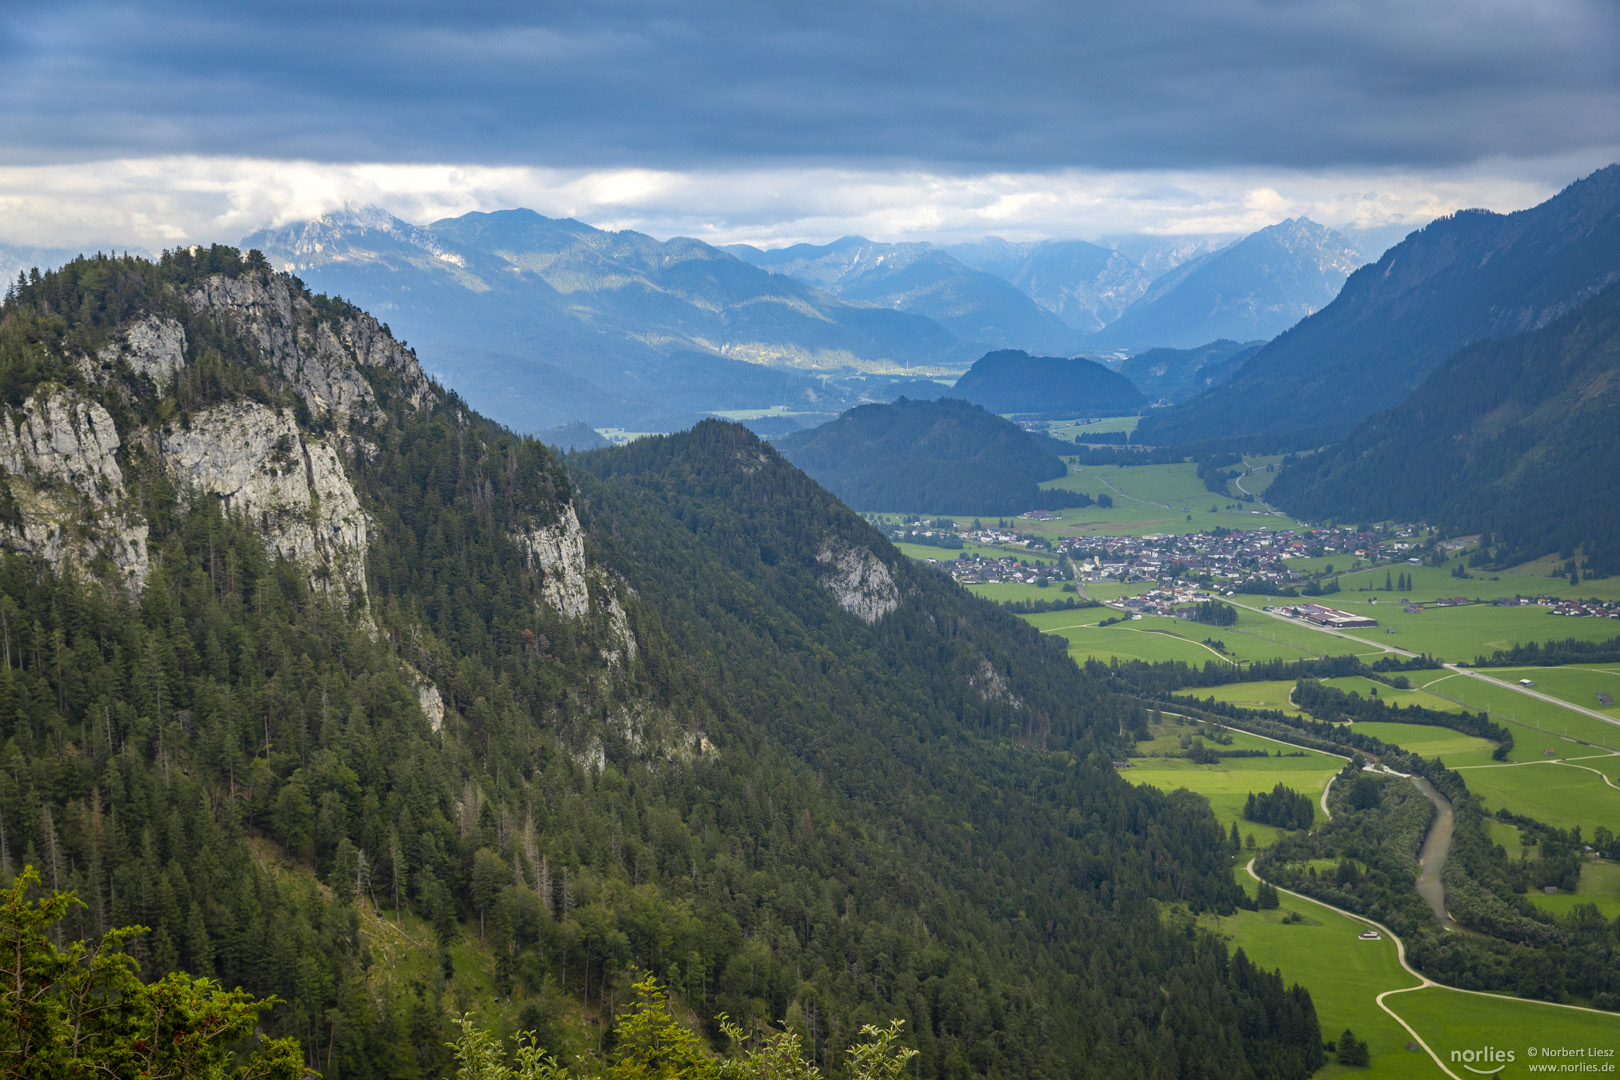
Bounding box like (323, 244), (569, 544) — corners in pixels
(1138, 164), (1620, 446)
(0, 251), (1320, 1080)
(777, 397), (1086, 514)
(1267, 281), (1620, 574)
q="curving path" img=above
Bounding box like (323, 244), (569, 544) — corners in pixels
(1243, 856), (1620, 1080)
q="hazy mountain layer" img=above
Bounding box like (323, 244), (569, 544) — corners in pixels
(1119, 339), (1266, 404)
(776, 397), (1085, 514)
(726, 236), (1084, 354)
(1087, 219), (1360, 352)
(244, 206), (978, 431)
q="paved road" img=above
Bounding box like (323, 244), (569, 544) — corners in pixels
(1221, 596), (1620, 734)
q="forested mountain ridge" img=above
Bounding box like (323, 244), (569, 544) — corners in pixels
(776, 397), (1086, 514)
(0, 250), (1322, 1079)
(950, 349), (1145, 416)
(1137, 164), (1620, 446)
(1267, 280), (1620, 575)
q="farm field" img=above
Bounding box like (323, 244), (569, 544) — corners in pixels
(1527, 859), (1620, 920)
(1188, 680), (1304, 716)
(1031, 461), (1305, 537)
(1032, 618), (1231, 665)
(1338, 558), (1620, 605)
(1392, 986), (1620, 1071)
(1449, 759), (1620, 834)
(1215, 872), (1429, 1079)
(1322, 603), (1620, 663)
(1345, 721), (1500, 768)
(892, 539), (1060, 566)
(1028, 611), (1334, 665)
(1414, 672), (1620, 757)
(1044, 414), (1140, 439)
(1484, 664), (1620, 722)
(1122, 722), (1343, 845)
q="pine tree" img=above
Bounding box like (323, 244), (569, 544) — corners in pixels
(1337, 1029), (1369, 1067)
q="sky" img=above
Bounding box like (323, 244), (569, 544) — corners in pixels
(1, 0), (1616, 251)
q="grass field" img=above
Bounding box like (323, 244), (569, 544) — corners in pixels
(962, 581), (1087, 606)
(1191, 680), (1305, 716)
(1485, 664), (1620, 722)
(1337, 558), (1620, 605)
(1485, 819), (1524, 860)
(1044, 415), (1141, 439)
(1527, 859), (1620, 920)
(1392, 986), (1620, 1070)
(1029, 461), (1305, 538)
(1345, 722), (1501, 768)
(1220, 866), (1620, 1079)
(1450, 759), (1620, 834)
(1218, 869), (1434, 1079)
(1413, 672), (1620, 758)
(1313, 603), (1620, 663)
(892, 540), (1061, 566)
(1122, 721), (1344, 845)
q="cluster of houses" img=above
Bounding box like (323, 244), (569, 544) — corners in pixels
(1053, 525), (1410, 588)
(946, 553), (1058, 586)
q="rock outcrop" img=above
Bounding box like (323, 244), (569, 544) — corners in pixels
(161, 403), (370, 602)
(186, 273), (434, 419)
(97, 315), (187, 390)
(0, 387), (149, 588)
(816, 540), (899, 623)
(514, 502), (591, 618)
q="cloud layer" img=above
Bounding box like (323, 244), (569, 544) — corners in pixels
(0, 155), (1585, 252)
(0, 2), (1615, 250)
(4, 1), (1617, 172)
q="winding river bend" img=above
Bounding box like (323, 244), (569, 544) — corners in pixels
(1405, 773), (1459, 931)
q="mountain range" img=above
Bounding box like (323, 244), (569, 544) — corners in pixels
(724, 236), (1085, 355)
(1084, 219), (1363, 352)
(244, 206), (976, 431)
(1137, 165), (1620, 447)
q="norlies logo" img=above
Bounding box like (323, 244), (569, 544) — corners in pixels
(1454, 1045), (1516, 1073)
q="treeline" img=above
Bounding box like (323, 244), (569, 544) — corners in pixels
(1187, 600), (1238, 627)
(998, 596), (1098, 614)
(1292, 680), (1514, 760)
(1473, 634), (1620, 667)
(1244, 784), (1316, 830)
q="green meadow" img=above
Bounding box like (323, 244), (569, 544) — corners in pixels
(1032, 461), (1304, 537)
(1450, 760), (1620, 833)
(1415, 671), (1620, 756)
(1044, 414), (1141, 439)
(1122, 721), (1343, 845)
(1346, 721), (1501, 768)
(1392, 987), (1620, 1071)
(1215, 872), (1433, 1079)
(1527, 859), (1620, 920)
(1336, 558), (1620, 605)
(1319, 602), (1619, 662)
(1484, 664), (1620, 722)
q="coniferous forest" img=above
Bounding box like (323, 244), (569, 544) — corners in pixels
(0, 252), (1326, 1078)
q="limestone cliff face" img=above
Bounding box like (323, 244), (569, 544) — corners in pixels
(0, 387), (149, 588)
(95, 315), (187, 391)
(186, 273), (434, 419)
(815, 539), (899, 623)
(514, 502), (591, 618)
(161, 402), (370, 602)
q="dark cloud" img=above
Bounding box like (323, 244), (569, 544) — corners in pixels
(1, 0), (1616, 170)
